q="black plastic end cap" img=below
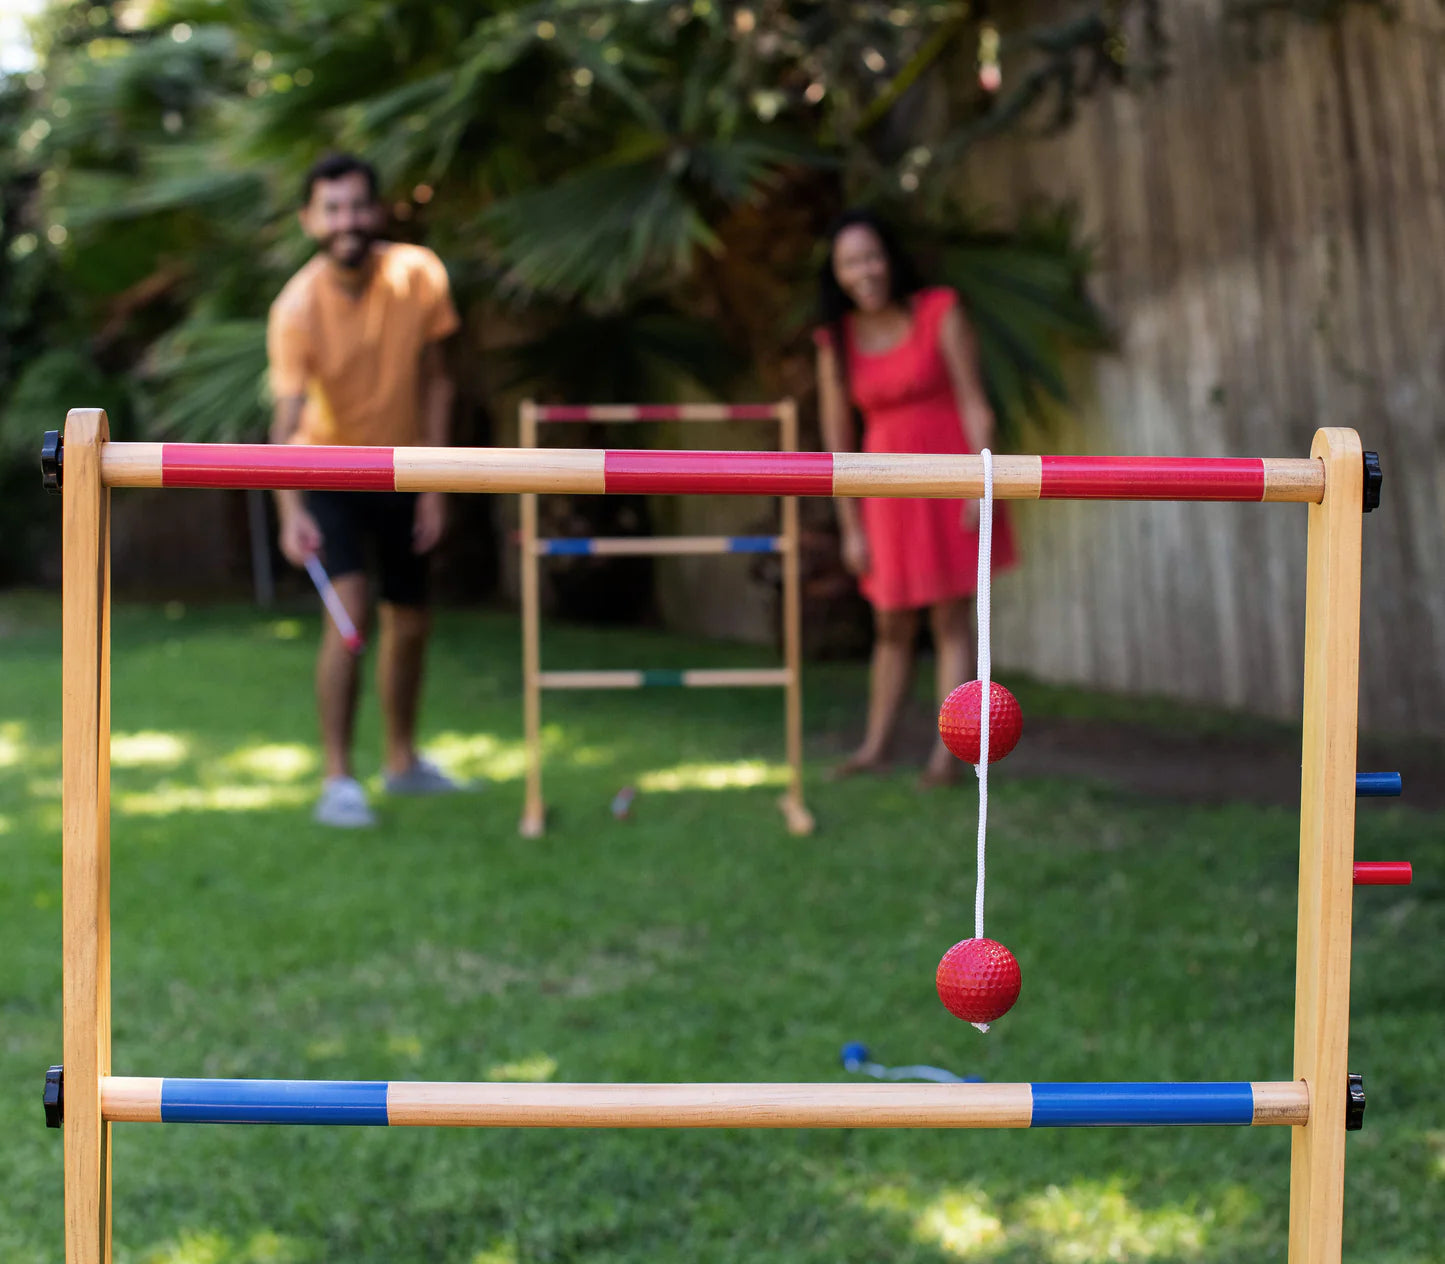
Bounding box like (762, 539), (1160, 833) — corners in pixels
(1362, 451), (1381, 513)
(1346, 1072), (1365, 1131)
(44, 1065), (63, 1128)
(41, 431), (63, 495)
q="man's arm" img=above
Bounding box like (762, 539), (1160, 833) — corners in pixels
(420, 342), (454, 447)
(270, 396), (321, 566)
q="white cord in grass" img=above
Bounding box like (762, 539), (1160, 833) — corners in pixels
(972, 449), (994, 1032)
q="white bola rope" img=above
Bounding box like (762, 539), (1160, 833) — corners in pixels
(972, 450), (994, 1032)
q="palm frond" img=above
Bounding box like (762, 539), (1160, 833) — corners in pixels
(482, 152), (717, 308)
(939, 226), (1111, 442)
(139, 317), (269, 442)
(500, 301), (741, 402)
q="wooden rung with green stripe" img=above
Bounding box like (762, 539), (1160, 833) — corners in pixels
(536, 668), (793, 690)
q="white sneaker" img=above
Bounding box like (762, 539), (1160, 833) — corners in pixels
(313, 776), (376, 828)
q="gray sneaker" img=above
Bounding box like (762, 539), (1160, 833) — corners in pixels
(384, 756), (464, 796)
(313, 776), (376, 828)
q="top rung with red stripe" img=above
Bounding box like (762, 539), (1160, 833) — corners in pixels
(83, 442), (1336, 502)
(87, 441), (1332, 503)
(532, 404), (786, 423)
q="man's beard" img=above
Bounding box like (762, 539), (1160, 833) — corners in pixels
(325, 229), (374, 269)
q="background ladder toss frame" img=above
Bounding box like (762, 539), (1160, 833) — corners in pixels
(517, 400), (813, 839)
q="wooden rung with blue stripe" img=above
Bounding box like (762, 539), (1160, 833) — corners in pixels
(536, 535), (782, 557)
(101, 1077), (1309, 1129)
(537, 668), (792, 690)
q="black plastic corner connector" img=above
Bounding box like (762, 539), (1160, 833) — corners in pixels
(1346, 1072), (1365, 1131)
(41, 431), (63, 495)
(1362, 451), (1381, 513)
(44, 1065), (63, 1128)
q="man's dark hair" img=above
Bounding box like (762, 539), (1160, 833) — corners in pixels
(302, 152), (379, 206)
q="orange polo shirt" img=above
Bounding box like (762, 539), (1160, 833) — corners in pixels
(267, 242), (459, 448)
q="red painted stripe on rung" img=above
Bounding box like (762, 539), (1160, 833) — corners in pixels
(604, 450), (833, 495)
(161, 444), (395, 490)
(538, 405), (779, 422)
(1039, 456), (1266, 501)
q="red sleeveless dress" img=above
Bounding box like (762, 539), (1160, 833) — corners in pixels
(817, 286), (1018, 611)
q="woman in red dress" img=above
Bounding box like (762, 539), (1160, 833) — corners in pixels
(815, 210), (1018, 785)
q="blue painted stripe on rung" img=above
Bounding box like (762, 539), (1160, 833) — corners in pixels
(727, 536), (782, 553)
(160, 1078), (389, 1125)
(1356, 772), (1402, 797)
(640, 670), (685, 687)
(539, 539), (594, 556)
(1029, 1082), (1254, 1127)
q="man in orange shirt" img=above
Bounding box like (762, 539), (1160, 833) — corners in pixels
(268, 152), (460, 827)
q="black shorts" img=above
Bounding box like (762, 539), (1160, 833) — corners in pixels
(306, 491), (429, 608)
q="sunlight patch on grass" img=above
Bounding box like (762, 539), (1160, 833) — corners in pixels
(852, 1178), (1211, 1261)
(487, 1053), (558, 1082)
(115, 783), (311, 817)
(1426, 1131), (1445, 1181)
(917, 1188), (1009, 1257)
(387, 1032), (425, 1061)
(426, 730), (537, 782)
(636, 759), (788, 792)
(471, 1243), (519, 1264)
(112, 730), (191, 768)
(859, 1183), (1007, 1259)
(1019, 1180), (1206, 1262)
(0, 720), (27, 768)
(140, 1227), (302, 1264)
(222, 742), (317, 783)
(570, 744), (617, 767)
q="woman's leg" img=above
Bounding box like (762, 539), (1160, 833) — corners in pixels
(836, 605), (920, 774)
(921, 596), (975, 784)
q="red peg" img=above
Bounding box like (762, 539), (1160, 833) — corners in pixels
(1353, 862), (1412, 886)
(936, 937), (1021, 1025)
(939, 681), (1023, 765)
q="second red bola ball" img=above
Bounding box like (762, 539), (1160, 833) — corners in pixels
(938, 680), (1023, 764)
(936, 937), (1022, 1024)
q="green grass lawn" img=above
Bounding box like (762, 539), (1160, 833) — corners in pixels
(1, 595), (1440, 1263)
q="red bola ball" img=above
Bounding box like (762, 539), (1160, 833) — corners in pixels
(938, 680), (1022, 765)
(936, 937), (1021, 1024)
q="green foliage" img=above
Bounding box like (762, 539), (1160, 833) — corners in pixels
(499, 299), (742, 403)
(940, 212), (1112, 444)
(3, 2), (1139, 465)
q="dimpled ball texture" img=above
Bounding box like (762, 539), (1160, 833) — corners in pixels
(936, 937), (1022, 1024)
(938, 680), (1022, 765)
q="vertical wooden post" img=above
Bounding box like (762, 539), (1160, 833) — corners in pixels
(62, 409), (113, 1264)
(777, 400), (814, 836)
(518, 401), (545, 838)
(1288, 427), (1364, 1264)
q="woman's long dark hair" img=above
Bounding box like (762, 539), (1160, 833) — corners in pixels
(818, 209), (924, 392)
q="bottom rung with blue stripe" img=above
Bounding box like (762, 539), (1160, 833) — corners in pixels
(99, 1078), (1308, 1129)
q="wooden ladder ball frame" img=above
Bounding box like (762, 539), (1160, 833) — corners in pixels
(518, 400), (813, 839)
(49, 414), (1369, 1264)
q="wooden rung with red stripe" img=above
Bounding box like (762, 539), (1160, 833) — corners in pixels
(98, 444), (1328, 503)
(533, 404), (786, 423)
